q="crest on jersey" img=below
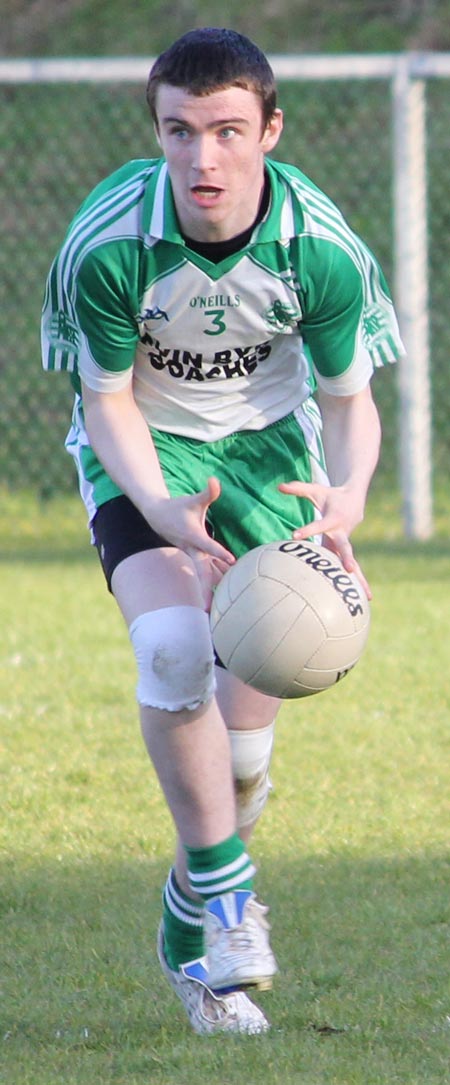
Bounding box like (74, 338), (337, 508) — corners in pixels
(137, 306), (169, 327)
(263, 299), (301, 331)
(362, 304), (391, 348)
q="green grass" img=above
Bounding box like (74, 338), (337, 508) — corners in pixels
(1, 491), (450, 1084)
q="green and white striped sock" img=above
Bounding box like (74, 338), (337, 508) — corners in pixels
(185, 832), (256, 902)
(162, 868), (204, 970)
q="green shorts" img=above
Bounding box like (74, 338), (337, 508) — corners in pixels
(80, 410), (327, 559)
(155, 412), (323, 556)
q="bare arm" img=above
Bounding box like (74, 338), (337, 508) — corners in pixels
(81, 380), (235, 569)
(316, 384), (381, 525)
(279, 384), (381, 592)
(82, 380), (170, 511)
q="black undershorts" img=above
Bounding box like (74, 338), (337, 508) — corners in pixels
(92, 494), (173, 592)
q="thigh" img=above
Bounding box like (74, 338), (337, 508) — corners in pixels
(111, 547), (205, 626)
(215, 665), (281, 730)
(92, 495), (205, 624)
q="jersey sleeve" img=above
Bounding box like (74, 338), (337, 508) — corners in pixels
(292, 231), (405, 396)
(41, 236), (139, 393)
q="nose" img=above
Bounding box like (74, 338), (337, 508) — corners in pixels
(191, 134), (217, 173)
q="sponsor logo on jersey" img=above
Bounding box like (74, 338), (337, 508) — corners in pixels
(361, 304), (391, 349)
(140, 333), (271, 381)
(263, 299), (301, 331)
(46, 310), (80, 352)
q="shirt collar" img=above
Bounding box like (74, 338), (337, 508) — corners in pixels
(142, 159), (184, 243)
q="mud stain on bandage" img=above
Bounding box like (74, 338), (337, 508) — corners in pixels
(152, 645), (176, 676)
(234, 771), (265, 799)
(152, 646), (213, 679)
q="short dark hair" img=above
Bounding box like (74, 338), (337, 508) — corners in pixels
(147, 28), (277, 128)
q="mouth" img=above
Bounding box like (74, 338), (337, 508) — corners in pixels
(190, 185), (223, 203)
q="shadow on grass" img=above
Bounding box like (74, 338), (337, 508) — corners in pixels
(1, 850), (449, 1049)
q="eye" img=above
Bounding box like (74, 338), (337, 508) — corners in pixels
(169, 126), (190, 140)
(218, 126), (237, 140)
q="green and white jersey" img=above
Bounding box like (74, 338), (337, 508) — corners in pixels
(42, 156), (404, 441)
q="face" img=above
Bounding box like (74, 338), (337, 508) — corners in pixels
(154, 84), (283, 242)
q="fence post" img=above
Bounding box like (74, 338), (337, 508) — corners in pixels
(392, 54), (433, 539)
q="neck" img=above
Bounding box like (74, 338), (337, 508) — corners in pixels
(181, 172), (270, 258)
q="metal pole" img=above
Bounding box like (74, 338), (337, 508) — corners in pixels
(392, 56), (433, 539)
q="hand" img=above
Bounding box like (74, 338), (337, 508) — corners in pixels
(278, 480), (371, 599)
(145, 476), (235, 609)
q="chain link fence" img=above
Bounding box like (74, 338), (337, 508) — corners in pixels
(0, 60), (448, 521)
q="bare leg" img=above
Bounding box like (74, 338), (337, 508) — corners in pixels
(174, 667), (281, 893)
(215, 666), (281, 732)
(140, 698), (236, 847)
(111, 547), (238, 863)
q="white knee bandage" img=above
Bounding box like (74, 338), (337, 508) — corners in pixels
(228, 722), (275, 828)
(129, 606), (216, 712)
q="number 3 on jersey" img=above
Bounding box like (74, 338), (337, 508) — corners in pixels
(204, 309), (226, 335)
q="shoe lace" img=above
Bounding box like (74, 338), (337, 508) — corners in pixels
(226, 905), (270, 949)
(226, 925), (255, 951)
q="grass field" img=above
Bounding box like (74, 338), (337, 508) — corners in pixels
(1, 491), (449, 1084)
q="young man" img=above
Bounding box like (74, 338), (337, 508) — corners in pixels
(41, 28), (404, 1036)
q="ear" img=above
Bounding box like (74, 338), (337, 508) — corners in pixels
(261, 108), (283, 154)
(154, 122), (162, 148)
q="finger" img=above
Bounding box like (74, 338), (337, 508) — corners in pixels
(186, 535), (235, 566)
(350, 557), (372, 600)
(211, 557), (232, 579)
(322, 535), (372, 600)
(322, 532), (355, 571)
(279, 480), (325, 511)
(185, 549), (214, 610)
(183, 478), (235, 565)
(292, 505), (346, 539)
(193, 475), (222, 513)
(292, 519), (325, 540)
(184, 478), (220, 524)
(206, 475), (222, 504)
(188, 551), (229, 612)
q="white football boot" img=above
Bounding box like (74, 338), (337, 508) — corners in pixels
(204, 890), (278, 992)
(157, 923), (270, 1036)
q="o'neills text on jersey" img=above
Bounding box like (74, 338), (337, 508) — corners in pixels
(189, 294), (241, 309)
